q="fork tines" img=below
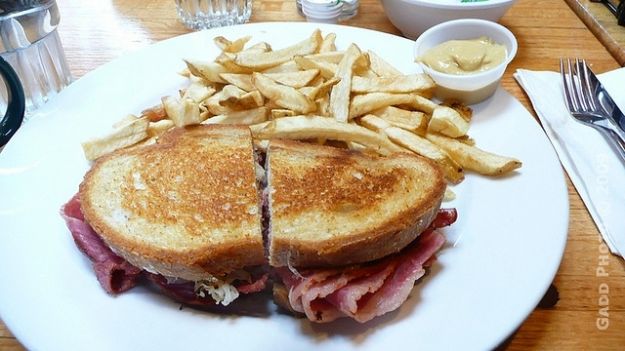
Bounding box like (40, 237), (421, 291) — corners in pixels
(560, 58), (625, 161)
(560, 58), (600, 114)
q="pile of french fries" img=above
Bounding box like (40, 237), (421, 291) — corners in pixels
(82, 29), (522, 185)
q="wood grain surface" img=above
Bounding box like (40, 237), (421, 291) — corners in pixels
(565, 0), (625, 65)
(1, 0), (624, 350)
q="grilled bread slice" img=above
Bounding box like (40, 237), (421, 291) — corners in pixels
(79, 125), (264, 281)
(265, 139), (446, 268)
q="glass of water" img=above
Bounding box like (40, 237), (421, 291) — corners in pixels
(0, 0), (72, 119)
(175, 0), (253, 30)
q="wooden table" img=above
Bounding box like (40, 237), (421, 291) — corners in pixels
(1, 0), (624, 349)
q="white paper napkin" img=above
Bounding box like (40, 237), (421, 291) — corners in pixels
(514, 67), (625, 257)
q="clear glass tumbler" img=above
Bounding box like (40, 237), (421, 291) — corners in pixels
(0, 0), (72, 118)
(175, 0), (253, 30)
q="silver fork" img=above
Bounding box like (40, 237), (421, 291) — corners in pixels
(560, 58), (625, 161)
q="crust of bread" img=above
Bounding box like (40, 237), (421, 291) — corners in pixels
(266, 139), (445, 268)
(80, 125), (264, 281)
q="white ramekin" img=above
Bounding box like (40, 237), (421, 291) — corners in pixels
(413, 19), (518, 105)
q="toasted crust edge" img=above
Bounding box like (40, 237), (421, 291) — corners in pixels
(268, 191), (443, 268)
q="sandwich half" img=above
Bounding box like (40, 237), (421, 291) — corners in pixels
(264, 139), (456, 323)
(61, 125), (268, 306)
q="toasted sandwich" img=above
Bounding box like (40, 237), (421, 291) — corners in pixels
(61, 125), (456, 321)
(62, 125), (268, 307)
(263, 139), (455, 323)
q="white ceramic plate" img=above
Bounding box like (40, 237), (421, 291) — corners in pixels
(0, 22), (567, 351)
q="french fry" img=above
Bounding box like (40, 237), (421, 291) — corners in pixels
(204, 85), (264, 114)
(315, 76), (341, 95)
(443, 100), (473, 122)
(264, 100), (282, 110)
(367, 50), (402, 77)
(426, 133), (522, 176)
(242, 41), (272, 53)
(294, 56), (337, 79)
(235, 29), (322, 69)
(307, 74), (326, 88)
(202, 107), (268, 125)
(215, 52), (254, 74)
(82, 117), (149, 161)
(357, 115), (463, 183)
(319, 33), (337, 53)
(316, 96), (331, 117)
(220, 84), (248, 101)
(182, 76), (216, 102)
(203, 93), (228, 115)
(349, 93), (437, 119)
(213, 35), (251, 53)
(163, 96), (203, 127)
(305, 51), (345, 63)
(271, 109), (296, 119)
(133, 136), (157, 148)
(353, 52), (372, 75)
(299, 86), (317, 101)
(264, 69), (320, 88)
(358, 114), (392, 131)
(184, 60), (228, 84)
(221, 90), (264, 110)
(147, 119), (175, 138)
(385, 127), (464, 183)
(252, 73), (316, 113)
(456, 135), (476, 146)
(348, 142), (367, 151)
(113, 114), (139, 128)
(213, 36), (233, 51)
(298, 77), (340, 101)
(261, 60), (301, 73)
(220, 73), (255, 92)
(428, 106), (470, 138)
(372, 106), (428, 135)
(250, 115), (403, 156)
(357, 69), (378, 79)
(351, 74), (435, 94)
(330, 44), (362, 122)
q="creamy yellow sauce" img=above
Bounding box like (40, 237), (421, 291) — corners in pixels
(420, 37), (506, 75)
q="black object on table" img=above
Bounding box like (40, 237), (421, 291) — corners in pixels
(591, 0), (625, 25)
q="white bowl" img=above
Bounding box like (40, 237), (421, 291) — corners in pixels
(380, 0), (517, 39)
(414, 19), (518, 104)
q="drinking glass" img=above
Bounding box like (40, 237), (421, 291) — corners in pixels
(175, 0), (253, 30)
(0, 0), (72, 119)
